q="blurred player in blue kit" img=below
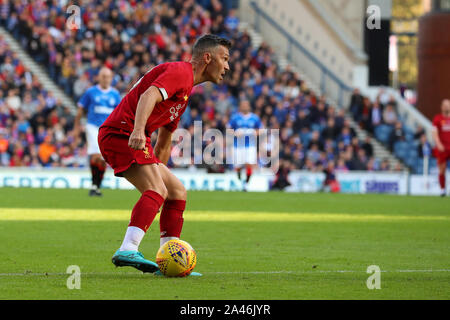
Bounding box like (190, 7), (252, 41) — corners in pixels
(74, 67), (121, 196)
(227, 100), (262, 191)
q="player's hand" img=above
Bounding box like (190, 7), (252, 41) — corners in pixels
(128, 129), (146, 150)
(437, 143), (445, 152)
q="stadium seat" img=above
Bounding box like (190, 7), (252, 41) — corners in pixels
(375, 125), (394, 144)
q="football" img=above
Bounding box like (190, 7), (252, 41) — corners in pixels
(156, 239), (197, 277)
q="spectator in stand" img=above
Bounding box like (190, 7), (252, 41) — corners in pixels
(5, 89), (21, 112)
(379, 159), (391, 171)
(367, 100), (383, 133)
(361, 136), (374, 158)
(307, 130), (323, 151)
(224, 8), (239, 33)
(349, 88), (364, 121)
(353, 149), (368, 171)
(293, 109), (311, 133)
(321, 117), (340, 142)
(38, 135), (57, 166)
(366, 158), (376, 171)
(310, 100), (327, 125)
(338, 126), (353, 147)
(414, 125), (426, 141)
(417, 134), (432, 159)
(383, 103), (398, 126)
(334, 108), (345, 131)
(388, 121), (406, 151)
(335, 157), (349, 172)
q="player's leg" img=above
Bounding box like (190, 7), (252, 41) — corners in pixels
(235, 165), (243, 181)
(156, 164), (202, 277)
(89, 153), (106, 196)
(242, 145), (258, 191)
(86, 124), (105, 196)
(438, 155), (447, 197)
(120, 163), (167, 250)
(245, 164), (254, 189)
(235, 165), (243, 180)
(234, 145), (246, 190)
(157, 164), (187, 247)
(112, 163), (167, 273)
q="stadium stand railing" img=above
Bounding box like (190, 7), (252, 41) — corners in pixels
(240, 0), (406, 171)
(362, 86), (436, 174)
(245, 0), (354, 108)
(241, 0), (440, 174)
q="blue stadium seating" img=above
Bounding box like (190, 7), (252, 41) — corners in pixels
(375, 124), (393, 144)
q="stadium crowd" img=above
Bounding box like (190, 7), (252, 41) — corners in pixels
(0, 0), (402, 174)
(349, 87), (433, 173)
(0, 33), (86, 167)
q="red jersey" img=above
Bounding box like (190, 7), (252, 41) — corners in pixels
(102, 61), (194, 135)
(432, 114), (450, 149)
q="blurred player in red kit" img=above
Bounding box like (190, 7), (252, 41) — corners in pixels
(98, 35), (231, 275)
(432, 99), (450, 197)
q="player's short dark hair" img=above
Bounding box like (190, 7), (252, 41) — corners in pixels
(192, 34), (232, 57)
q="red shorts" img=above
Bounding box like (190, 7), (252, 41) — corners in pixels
(98, 126), (161, 177)
(433, 147), (450, 165)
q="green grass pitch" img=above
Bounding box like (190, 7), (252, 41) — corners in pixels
(0, 188), (449, 300)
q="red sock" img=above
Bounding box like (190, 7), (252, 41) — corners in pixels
(97, 163), (106, 187)
(90, 158), (99, 186)
(160, 200), (186, 238)
(129, 190), (165, 232)
(439, 174), (446, 190)
(246, 165), (253, 183)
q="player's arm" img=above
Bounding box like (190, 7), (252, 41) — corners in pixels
(128, 86), (163, 150)
(75, 90), (90, 136)
(74, 106), (84, 128)
(432, 126), (445, 152)
(154, 126), (173, 165)
(73, 105), (85, 138)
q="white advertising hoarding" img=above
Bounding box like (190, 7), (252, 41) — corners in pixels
(409, 175), (449, 196)
(0, 168), (270, 192)
(0, 168), (442, 196)
(285, 171), (409, 195)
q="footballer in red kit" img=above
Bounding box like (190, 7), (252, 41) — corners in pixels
(99, 61), (194, 176)
(432, 99), (450, 197)
(98, 35), (231, 275)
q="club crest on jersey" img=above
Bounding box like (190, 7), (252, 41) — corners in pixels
(143, 147), (151, 159)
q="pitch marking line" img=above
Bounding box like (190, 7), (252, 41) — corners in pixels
(1, 270), (449, 277)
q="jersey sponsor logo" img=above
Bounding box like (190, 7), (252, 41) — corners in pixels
(169, 103), (185, 121)
(94, 105), (114, 115)
(441, 120), (450, 131)
(109, 97), (116, 106)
